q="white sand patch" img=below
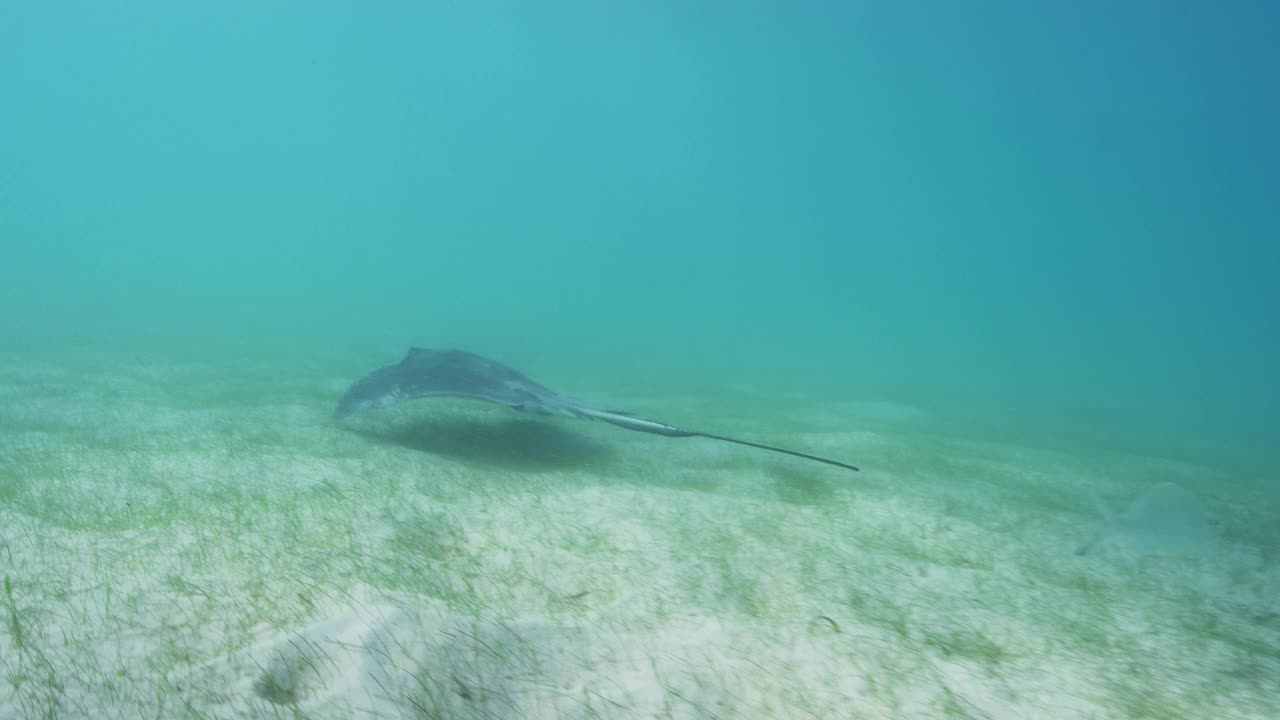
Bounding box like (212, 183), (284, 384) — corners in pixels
(0, 350), (1277, 718)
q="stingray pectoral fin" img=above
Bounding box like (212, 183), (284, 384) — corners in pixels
(577, 408), (860, 472)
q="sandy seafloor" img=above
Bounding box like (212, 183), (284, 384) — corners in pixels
(0, 346), (1276, 720)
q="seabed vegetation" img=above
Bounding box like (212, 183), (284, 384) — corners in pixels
(0, 348), (1276, 718)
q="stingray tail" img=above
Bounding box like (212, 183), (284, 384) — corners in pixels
(689, 432), (861, 472)
(575, 407), (860, 472)
(574, 407), (698, 437)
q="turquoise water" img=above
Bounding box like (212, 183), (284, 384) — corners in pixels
(4, 2), (1276, 469)
(1, 3), (1278, 718)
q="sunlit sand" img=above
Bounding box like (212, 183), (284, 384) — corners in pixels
(1, 349), (1276, 719)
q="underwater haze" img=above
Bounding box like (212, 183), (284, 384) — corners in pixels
(4, 1), (1278, 464)
(2, 2), (1279, 719)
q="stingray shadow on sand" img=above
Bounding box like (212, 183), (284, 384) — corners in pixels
(351, 415), (615, 473)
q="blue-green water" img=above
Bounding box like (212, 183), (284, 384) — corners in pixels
(3, 2), (1276, 470)
(1, 6), (1278, 716)
(4, 2), (1277, 475)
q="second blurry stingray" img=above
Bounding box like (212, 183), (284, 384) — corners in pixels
(1075, 482), (1214, 557)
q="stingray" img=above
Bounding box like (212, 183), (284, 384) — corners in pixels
(1075, 482), (1213, 557)
(335, 348), (860, 472)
